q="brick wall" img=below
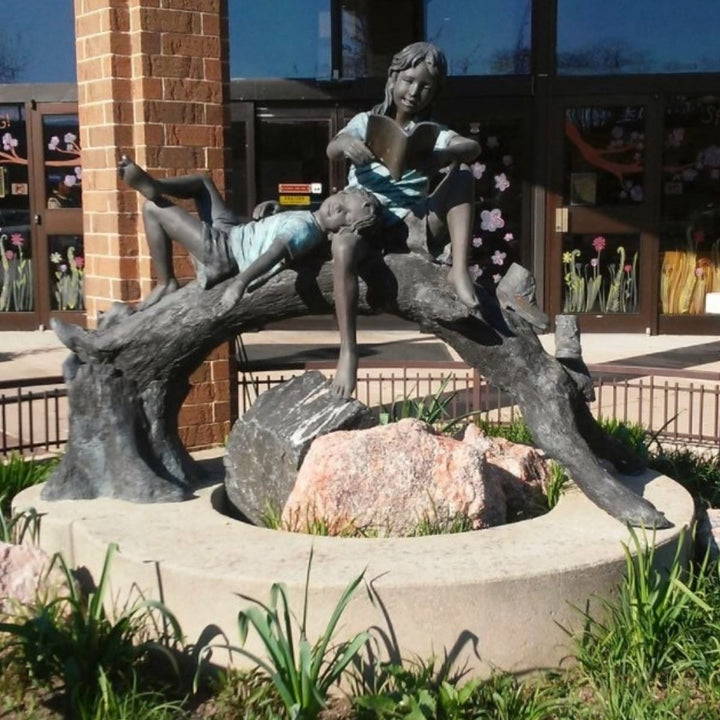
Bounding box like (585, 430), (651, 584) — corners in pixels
(74, 0), (233, 449)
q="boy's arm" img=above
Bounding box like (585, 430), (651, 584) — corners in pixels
(220, 236), (290, 309)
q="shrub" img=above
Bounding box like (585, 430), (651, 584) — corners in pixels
(0, 543), (182, 715)
(201, 549), (368, 720)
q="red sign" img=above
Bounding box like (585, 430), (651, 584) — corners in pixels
(278, 183), (312, 194)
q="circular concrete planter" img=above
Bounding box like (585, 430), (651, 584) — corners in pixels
(14, 466), (693, 677)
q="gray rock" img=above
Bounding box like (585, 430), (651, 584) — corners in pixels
(224, 371), (374, 524)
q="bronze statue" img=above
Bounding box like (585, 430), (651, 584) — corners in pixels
(53, 157), (380, 398)
(44, 44), (669, 531)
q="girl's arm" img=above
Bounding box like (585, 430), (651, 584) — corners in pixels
(427, 135), (481, 170)
(220, 236), (290, 309)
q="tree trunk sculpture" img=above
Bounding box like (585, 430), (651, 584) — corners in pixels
(43, 246), (670, 529)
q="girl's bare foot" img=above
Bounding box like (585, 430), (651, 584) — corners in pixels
(138, 279), (179, 310)
(118, 155), (160, 201)
(448, 267), (480, 310)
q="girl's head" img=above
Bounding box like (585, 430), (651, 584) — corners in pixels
(374, 42), (447, 121)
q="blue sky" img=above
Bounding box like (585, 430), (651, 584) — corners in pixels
(3, 1), (76, 83)
(557, 0), (720, 72)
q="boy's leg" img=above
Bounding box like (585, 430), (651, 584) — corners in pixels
(427, 165), (480, 310)
(140, 200), (205, 308)
(119, 156), (235, 226)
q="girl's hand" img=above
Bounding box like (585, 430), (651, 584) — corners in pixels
(342, 138), (375, 165)
(414, 148), (455, 175)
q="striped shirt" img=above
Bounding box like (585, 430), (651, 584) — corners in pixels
(342, 111), (457, 224)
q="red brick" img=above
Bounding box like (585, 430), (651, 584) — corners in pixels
(144, 100), (205, 124)
(162, 0), (220, 12)
(138, 7), (195, 33)
(201, 12), (221, 36)
(205, 344), (229, 361)
(213, 401), (231, 423)
(189, 363), (211, 384)
(162, 78), (222, 104)
(211, 359), (229, 381)
(161, 33), (221, 59)
(111, 278), (141, 301)
(179, 404), (213, 426)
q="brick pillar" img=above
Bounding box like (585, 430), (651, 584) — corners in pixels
(75, 0), (233, 449)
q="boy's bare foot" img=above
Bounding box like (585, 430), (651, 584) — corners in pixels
(138, 279), (179, 310)
(448, 267), (481, 310)
(331, 350), (358, 400)
(118, 155), (160, 201)
(495, 284), (550, 331)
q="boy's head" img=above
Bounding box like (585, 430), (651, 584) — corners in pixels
(318, 188), (381, 237)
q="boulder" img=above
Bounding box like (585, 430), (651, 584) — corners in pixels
(0, 542), (55, 613)
(282, 418), (507, 535)
(224, 371), (373, 524)
(463, 424), (549, 520)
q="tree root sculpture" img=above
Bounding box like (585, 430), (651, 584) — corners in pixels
(45, 246), (670, 528)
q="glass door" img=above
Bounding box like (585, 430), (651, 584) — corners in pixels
(0, 102), (84, 329)
(659, 94), (720, 332)
(546, 96), (662, 332)
(254, 107), (341, 213)
(0, 103), (36, 328)
(30, 103), (85, 327)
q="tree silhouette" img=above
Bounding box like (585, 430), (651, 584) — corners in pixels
(0, 30), (23, 83)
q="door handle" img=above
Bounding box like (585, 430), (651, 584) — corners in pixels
(34, 213), (42, 226)
(554, 207), (568, 233)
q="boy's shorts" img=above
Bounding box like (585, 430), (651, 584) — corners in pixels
(197, 222), (239, 290)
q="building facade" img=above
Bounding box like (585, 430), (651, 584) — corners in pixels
(2, 0), (720, 339)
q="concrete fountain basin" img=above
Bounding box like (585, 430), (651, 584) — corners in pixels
(14, 455), (693, 677)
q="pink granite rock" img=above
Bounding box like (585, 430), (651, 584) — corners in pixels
(463, 424), (549, 519)
(283, 418), (507, 535)
(0, 542), (55, 613)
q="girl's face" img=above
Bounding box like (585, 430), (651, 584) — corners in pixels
(391, 62), (437, 120)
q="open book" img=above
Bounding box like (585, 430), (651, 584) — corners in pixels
(366, 114), (441, 180)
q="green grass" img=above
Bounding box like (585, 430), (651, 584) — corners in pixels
(0, 452), (58, 514)
(379, 376), (457, 426)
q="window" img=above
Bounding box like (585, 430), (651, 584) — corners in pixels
(424, 0), (531, 75)
(341, 0), (419, 78)
(557, 0), (720, 75)
(1, 1), (76, 83)
(229, 0), (331, 79)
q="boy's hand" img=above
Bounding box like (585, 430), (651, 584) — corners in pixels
(220, 279), (247, 310)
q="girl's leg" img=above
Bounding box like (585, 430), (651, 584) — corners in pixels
(139, 200), (205, 308)
(427, 165), (479, 309)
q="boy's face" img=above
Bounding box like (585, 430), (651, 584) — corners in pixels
(392, 62), (436, 118)
(318, 192), (371, 233)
